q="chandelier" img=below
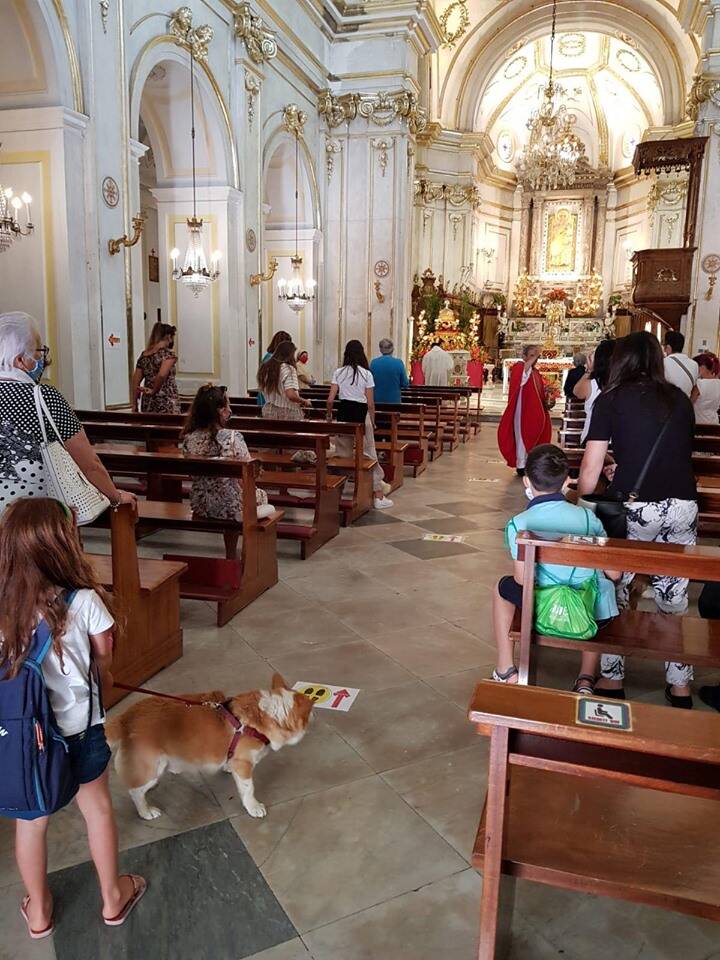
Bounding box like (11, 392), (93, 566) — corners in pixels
(278, 130), (315, 313)
(515, 0), (583, 191)
(0, 146), (33, 254)
(170, 42), (220, 297)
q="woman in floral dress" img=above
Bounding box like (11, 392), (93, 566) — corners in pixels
(181, 384), (274, 520)
(132, 323), (180, 413)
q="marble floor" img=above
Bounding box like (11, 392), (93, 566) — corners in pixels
(2, 429), (720, 959)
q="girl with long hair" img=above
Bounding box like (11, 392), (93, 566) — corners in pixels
(578, 331), (698, 707)
(691, 352), (720, 425)
(132, 322), (179, 413)
(257, 331), (291, 406)
(257, 340), (311, 421)
(573, 338), (616, 443)
(327, 339), (393, 509)
(181, 385), (274, 520)
(0, 499), (146, 937)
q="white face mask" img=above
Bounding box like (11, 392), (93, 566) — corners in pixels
(524, 486), (535, 502)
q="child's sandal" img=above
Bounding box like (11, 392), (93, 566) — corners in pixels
(492, 665), (519, 683)
(572, 674), (596, 696)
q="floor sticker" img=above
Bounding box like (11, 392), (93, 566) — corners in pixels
(294, 682), (360, 712)
(468, 477), (500, 483)
(422, 534), (466, 543)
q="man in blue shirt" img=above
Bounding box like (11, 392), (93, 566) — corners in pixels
(370, 338), (409, 404)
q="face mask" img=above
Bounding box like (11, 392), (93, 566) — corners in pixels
(26, 357), (45, 383)
(524, 487), (535, 502)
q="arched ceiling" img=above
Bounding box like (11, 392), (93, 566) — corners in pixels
(481, 31), (663, 174)
(263, 140), (314, 230)
(139, 59), (226, 188)
(438, 0), (698, 132)
(0, 0), (60, 108)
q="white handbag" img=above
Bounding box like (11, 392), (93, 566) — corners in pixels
(33, 386), (110, 525)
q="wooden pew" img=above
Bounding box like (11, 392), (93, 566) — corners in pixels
(80, 417), (346, 556)
(468, 681), (720, 959)
(403, 384), (480, 436)
(512, 531), (720, 685)
(87, 504), (186, 707)
(93, 450), (280, 625)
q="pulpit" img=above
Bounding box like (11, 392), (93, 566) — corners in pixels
(631, 248), (696, 329)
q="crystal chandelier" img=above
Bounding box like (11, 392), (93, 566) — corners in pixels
(278, 130), (315, 313)
(170, 44), (220, 297)
(0, 146), (33, 254)
(515, 0), (583, 192)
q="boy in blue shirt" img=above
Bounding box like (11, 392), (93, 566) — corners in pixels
(492, 444), (619, 694)
(370, 338), (409, 404)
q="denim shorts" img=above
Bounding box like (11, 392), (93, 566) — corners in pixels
(65, 724), (111, 784)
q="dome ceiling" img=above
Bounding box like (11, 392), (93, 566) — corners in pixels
(478, 31), (664, 175)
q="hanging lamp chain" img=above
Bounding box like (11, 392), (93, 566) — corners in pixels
(548, 0), (557, 92)
(189, 42), (197, 219)
(294, 130), (299, 260)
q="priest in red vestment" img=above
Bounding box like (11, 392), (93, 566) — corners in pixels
(497, 344), (552, 474)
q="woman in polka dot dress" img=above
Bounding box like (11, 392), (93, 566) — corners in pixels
(0, 312), (136, 515)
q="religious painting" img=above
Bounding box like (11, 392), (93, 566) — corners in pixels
(148, 249), (159, 283)
(545, 207), (578, 274)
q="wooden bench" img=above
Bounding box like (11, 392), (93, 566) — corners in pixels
(87, 504), (186, 707)
(512, 532), (720, 685)
(403, 384), (480, 436)
(92, 449), (280, 625)
(468, 681), (720, 958)
(80, 416), (346, 557)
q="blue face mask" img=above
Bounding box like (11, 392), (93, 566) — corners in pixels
(26, 358), (45, 383)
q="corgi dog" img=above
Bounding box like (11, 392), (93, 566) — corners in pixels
(106, 673), (312, 820)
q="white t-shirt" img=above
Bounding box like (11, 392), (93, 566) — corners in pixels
(694, 378), (720, 425)
(581, 379), (601, 443)
(40, 589), (114, 736)
(332, 366), (374, 403)
(664, 353), (698, 396)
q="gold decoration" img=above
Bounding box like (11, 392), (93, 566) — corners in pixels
(108, 214), (145, 256)
(282, 104), (307, 136)
(559, 33), (585, 57)
(374, 280), (385, 303)
(325, 138), (342, 183)
(687, 73), (720, 122)
(439, 0), (470, 47)
(415, 178), (480, 209)
(250, 255), (278, 287)
(234, 2), (277, 64)
(244, 70), (261, 129)
(318, 89), (426, 135)
(168, 7), (213, 61)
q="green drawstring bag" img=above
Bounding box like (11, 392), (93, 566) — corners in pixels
(533, 509), (598, 640)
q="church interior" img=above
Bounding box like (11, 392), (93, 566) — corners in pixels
(2, 0), (720, 957)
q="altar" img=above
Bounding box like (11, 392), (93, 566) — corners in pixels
(502, 356), (573, 396)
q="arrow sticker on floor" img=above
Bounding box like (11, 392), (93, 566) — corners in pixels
(423, 534), (466, 543)
(293, 682), (360, 712)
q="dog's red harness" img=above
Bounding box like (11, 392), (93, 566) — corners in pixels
(113, 683), (271, 760)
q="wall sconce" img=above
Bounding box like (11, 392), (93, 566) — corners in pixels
(250, 255), (278, 287)
(108, 215), (145, 255)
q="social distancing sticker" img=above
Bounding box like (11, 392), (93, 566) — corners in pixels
(294, 682), (360, 712)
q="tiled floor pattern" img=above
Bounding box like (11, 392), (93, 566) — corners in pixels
(2, 428), (720, 959)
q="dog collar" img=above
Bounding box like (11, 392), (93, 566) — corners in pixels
(219, 702), (270, 761)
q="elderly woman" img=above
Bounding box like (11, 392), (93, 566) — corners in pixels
(0, 312), (135, 514)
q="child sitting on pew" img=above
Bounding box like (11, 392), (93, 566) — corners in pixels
(491, 444), (619, 695)
(181, 385), (276, 521)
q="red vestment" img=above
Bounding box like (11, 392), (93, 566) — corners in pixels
(497, 361), (552, 468)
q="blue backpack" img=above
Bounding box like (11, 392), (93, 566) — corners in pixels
(0, 591), (83, 820)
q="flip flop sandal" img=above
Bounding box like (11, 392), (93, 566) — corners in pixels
(20, 896), (54, 940)
(572, 674), (596, 695)
(103, 875), (148, 926)
(492, 665), (519, 683)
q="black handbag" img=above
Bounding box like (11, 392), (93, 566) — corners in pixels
(582, 415), (672, 539)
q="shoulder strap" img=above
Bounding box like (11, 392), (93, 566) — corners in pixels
(668, 355), (696, 387)
(628, 414), (673, 502)
(33, 385), (64, 445)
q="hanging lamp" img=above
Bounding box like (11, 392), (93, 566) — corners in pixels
(170, 43), (221, 297)
(277, 129), (315, 313)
